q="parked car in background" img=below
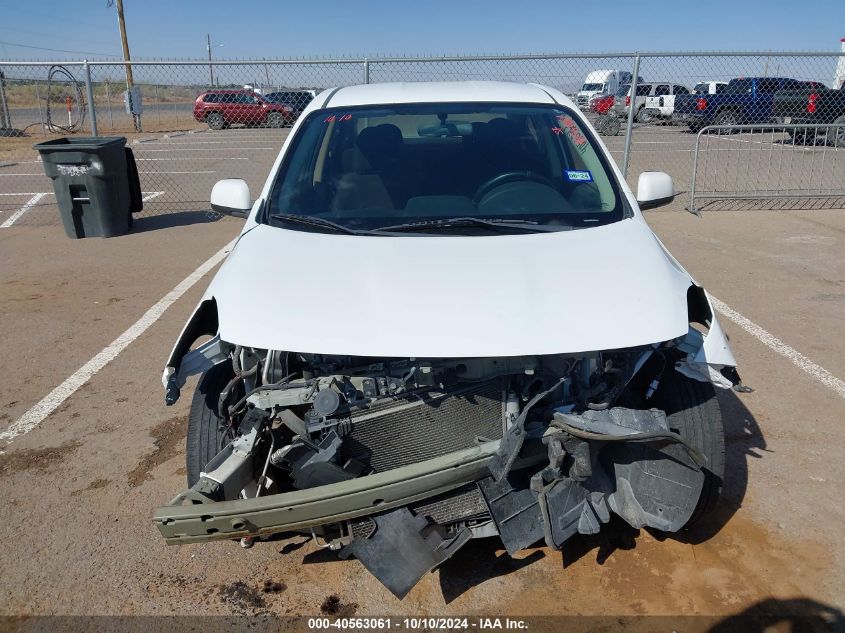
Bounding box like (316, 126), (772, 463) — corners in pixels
(610, 83), (662, 121)
(673, 77), (806, 132)
(577, 70), (638, 109)
(773, 82), (845, 145)
(693, 81), (728, 95)
(589, 92), (616, 115)
(642, 84), (692, 122)
(263, 90), (315, 117)
(193, 90), (294, 130)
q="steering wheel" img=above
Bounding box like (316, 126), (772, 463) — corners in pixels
(472, 171), (558, 205)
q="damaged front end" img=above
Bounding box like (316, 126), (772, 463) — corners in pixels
(155, 296), (739, 598)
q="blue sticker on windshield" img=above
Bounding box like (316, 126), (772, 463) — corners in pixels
(565, 170), (593, 182)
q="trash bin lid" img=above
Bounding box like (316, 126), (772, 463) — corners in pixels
(33, 136), (127, 153)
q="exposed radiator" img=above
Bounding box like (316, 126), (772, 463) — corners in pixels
(341, 379), (504, 473)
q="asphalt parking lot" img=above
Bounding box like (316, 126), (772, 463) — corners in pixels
(1, 121), (844, 624)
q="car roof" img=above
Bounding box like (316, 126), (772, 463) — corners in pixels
(321, 81), (559, 108)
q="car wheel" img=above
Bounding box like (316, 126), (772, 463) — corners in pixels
(828, 114), (845, 147)
(714, 110), (739, 132)
(650, 368), (725, 529)
(596, 115), (621, 136)
(266, 112), (284, 128)
(186, 362), (240, 486)
(635, 107), (652, 124)
(206, 112), (225, 131)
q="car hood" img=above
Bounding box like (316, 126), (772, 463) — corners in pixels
(206, 218), (694, 357)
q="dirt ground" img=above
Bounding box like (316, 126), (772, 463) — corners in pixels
(0, 204), (843, 631)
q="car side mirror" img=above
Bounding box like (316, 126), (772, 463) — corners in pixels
(210, 179), (252, 218)
(636, 171), (675, 210)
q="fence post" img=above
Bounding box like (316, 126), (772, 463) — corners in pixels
(621, 54), (641, 180)
(83, 60), (98, 136)
(363, 58), (370, 84)
(0, 70), (10, 130)
(106, 80), (114, 130)
(34, 80), (46, 135)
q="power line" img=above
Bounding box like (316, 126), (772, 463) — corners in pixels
(0, 39), (122, 58)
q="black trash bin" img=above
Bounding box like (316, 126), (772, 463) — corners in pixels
(34, 136), (142, 238)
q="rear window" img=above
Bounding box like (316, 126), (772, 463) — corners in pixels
(654, 85), (671, 96)
(267, 102), (626, 234)
(636, 84), (652, 96)
(726, 79), (753, 94)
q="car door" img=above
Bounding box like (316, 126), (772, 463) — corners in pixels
(665, 85), (689, 116)
(753, 78), (781, 122)
(653, 84), (671, 115)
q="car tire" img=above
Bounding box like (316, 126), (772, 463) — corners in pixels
(650, 368), (725, 528)
(266, 112), (284, 128)
(714, 109), (739, 132)
(206, 112), (225, 131)
(186, 361), (240, 487)
(635, 107), (652, 124)
(828, 114), (845, 147)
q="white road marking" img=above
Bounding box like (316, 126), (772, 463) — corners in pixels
(711, 296), (845, 400)
(136, 157), (249, 161)
(0, 237), (239, 445)
(141, 191), (165, 202)
(0, 192), (53, 196)
(138, 170), (216, 175)
(0, 193), (46, 228)
(136, 147), (274, 152)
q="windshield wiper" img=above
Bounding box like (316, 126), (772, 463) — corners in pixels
(269, 213), (367, 235)
(374, 217), (562, 234)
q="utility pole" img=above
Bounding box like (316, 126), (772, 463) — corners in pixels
(114, 0), (141, 131)
(207, 34), (214, 87)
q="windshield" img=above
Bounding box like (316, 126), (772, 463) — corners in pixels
(581, 83), (603, 92)
(266, 102), (624, 234)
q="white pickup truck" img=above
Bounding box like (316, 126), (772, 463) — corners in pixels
(642, 83), (692, 122)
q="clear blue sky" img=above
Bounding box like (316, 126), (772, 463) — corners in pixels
(0, 0), (843, 60)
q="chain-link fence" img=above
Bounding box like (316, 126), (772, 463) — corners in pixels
(1, 52), (844, 227)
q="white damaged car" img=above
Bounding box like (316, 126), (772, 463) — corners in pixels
(155, 81), (743, 598)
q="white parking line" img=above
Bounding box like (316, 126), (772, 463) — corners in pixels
(141, 191), (165, 202)
(138, 170), (216, 174)
(136, 157), (249, 161)
(0, 237), (239, 445)
(1, 193), (46, 228)
(711, 296), (845, 400)
(136, 147), (275, 152)
(0, 192), (53, 196)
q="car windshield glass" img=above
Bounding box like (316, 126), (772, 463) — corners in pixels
(266, 102), (624, 234)
(582, 83), (603, 92)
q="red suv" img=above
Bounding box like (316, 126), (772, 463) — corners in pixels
(193, 90), (294, 130)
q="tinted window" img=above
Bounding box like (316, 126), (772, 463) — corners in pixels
(674, 85), (690, 95)
(726, 79), (753, 94)
(268, 103), (625, 234)
(715, 83), (727, 93)
(203, 93), (218, 103)
(636, 84), (652, 96)
(654, 85), (671, 96)
(615, 84), (630, 97)
(758, 79), (780, 94)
